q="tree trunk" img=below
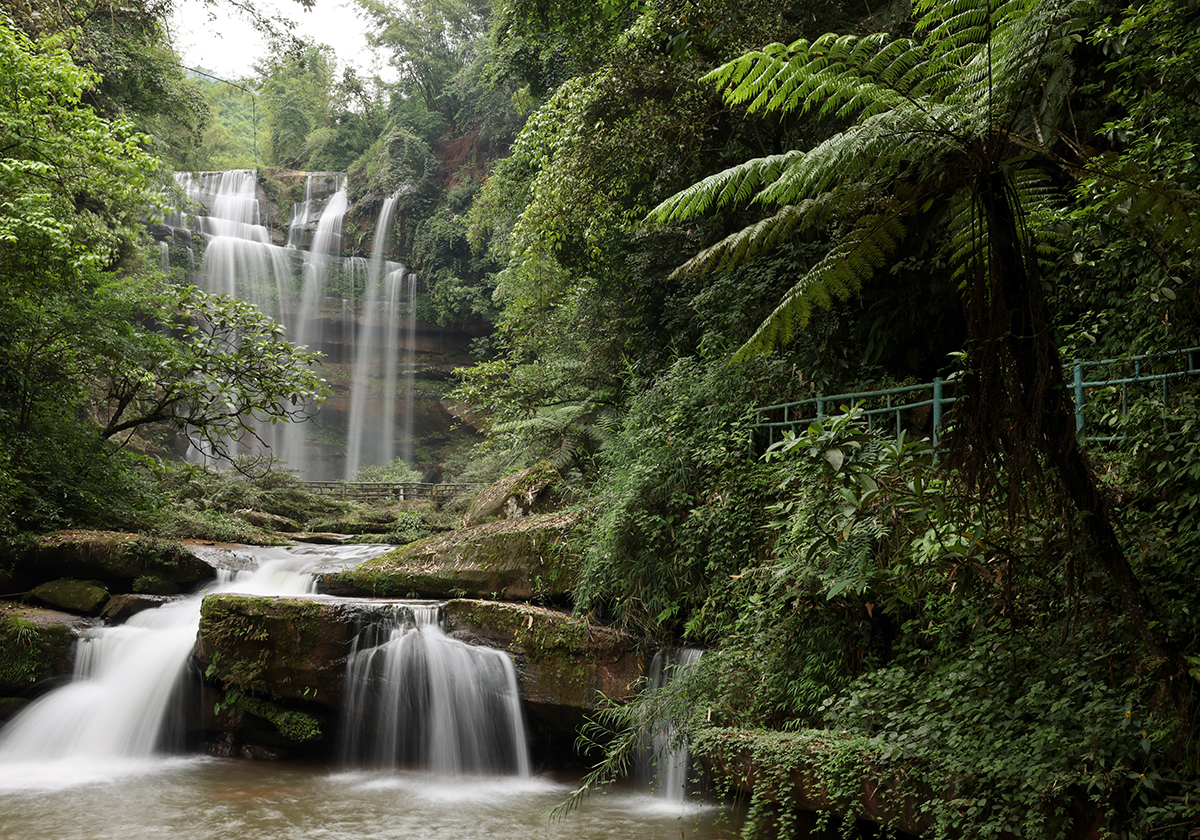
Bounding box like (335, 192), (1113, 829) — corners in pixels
(957, 172), (1167, 660)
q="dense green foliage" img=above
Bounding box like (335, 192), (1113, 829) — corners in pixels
(455, 0), (1200, 836)
(4, 0), (1200, 835)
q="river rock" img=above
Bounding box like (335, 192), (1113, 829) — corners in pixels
(197, 594), (362, 709)
(30, 579), (110, 615)
(317, 511), (578, 601)
(233, 509), (302, 533)
(462, 462), (560, 527)
(443, 600), (643, 712)
(14, 531), (211, 591)
(100, 593), (181, 623)
(0, 602), (94, 694)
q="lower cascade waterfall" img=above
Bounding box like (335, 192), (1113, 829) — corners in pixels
(0, 549), (327, 765)
(338, 603), (531, 777)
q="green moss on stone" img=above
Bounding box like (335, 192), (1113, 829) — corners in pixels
(0, 618), (73, 690)
(199, 595), (326, 694)
(234, 694), (324, 743)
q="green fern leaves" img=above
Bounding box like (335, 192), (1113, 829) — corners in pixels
(650, 0), (1089, 359)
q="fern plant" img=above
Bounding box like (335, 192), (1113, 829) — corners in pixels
(649, 0), (1200, 659)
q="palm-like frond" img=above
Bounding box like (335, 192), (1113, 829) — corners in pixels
(648, 152), (801, 223)
(666, 194), (843, 278)
(732, 208), (909, 361)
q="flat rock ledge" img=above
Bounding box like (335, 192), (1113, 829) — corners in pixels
(8, 530), (211, 592)
(317, 512), (578, 601)
(196, 594), (642, 719)
(0, 602), (97, 705)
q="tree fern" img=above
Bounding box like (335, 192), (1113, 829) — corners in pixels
(651, 0), (1199, 660)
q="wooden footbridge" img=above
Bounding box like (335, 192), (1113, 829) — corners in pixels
(302, 481), (483, 502)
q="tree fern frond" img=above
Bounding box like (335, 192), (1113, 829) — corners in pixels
(667, 204), (815, 279)
(647, 152), (800, 223)
(732, 210), (908, 361)
(943, 190), (985, 284)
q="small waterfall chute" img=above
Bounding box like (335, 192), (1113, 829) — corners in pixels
(338, 603), (531, 777)
(640, 648), (703, 802)
(0, 552), (327, 766)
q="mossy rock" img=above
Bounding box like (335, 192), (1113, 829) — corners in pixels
(321, 512), (578, 601)
(0, 604), (91, 692)
(233, 509), (302, 533)
(443, 600), (643, 712)
(232, 694), (326, 744)
(17, 531), (211, 591)
(197, 594), (362, 709)
(463, 462), (560, 528)
(29, 579), (110, 615)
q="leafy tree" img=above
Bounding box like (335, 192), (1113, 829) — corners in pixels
(648, 0), (1200, 658)
(97, 284), (328, 456)
(354, 0), (490, 123)
(0, 15), (327, 532)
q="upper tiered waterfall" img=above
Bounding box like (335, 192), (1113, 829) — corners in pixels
(166, 170), (416, 480)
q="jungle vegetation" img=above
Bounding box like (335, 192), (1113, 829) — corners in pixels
(2, 0), (1200, 836)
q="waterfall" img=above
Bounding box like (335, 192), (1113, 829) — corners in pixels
(338, 604), (531, 777)
(0, 554), (320, 763)
(640, 648), (703, 802)
(344, 194), (407, 479)
(401, 270), (417, 468)
(168, 170), (420, 480)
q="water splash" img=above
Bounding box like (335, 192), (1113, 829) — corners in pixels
(338, 603), (531, 777)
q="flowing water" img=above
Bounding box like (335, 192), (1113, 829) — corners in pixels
(0, 762), (731, 840)
(641, 648), (705, 802)
(0, 544), (735, 838)
(338, 603), (530, 776)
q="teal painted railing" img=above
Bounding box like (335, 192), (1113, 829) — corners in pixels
(751, 347), (1200, 452)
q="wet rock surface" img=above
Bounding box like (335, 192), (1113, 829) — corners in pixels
(318, 512), (578, 601)
(0, 602), (95, 697)
(11, 531), (211, 591)
(462, 463), (560, 528)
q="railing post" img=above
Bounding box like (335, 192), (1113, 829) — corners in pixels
(1074, 360), (1085, 434)
(816, 395), (825, 420)
(932, 378), (943, 446)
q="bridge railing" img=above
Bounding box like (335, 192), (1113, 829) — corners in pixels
(750, 347), (1200, 453)
(303, 481), (485, 502)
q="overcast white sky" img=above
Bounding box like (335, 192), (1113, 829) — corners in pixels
(170, 0), (389, 80)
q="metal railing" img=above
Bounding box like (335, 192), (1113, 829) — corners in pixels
(750, 347), (1200, 452)
(303, 481), (484, 502)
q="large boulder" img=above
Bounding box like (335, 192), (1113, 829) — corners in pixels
(443, 600), (643, 712)
(462, 463), (560, 527)
(13, 531), (212, 592)
(319, 512), (578, 601)
(197, 594), (363, 710)
(0, 603), (94, 698)
(29, 579), (110, 615)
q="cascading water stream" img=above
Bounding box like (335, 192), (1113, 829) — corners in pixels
(0, 549), (333, 767)
(345, 194), (408, 478)
(338, 603), (531, 777)
(640, 648), (703, 803)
